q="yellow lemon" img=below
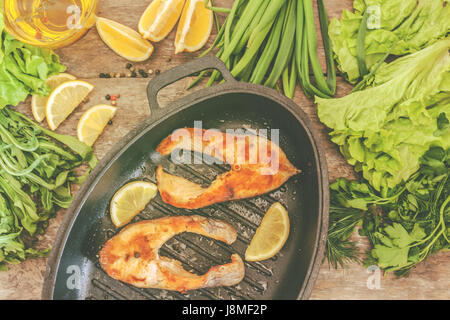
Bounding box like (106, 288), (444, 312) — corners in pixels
(46, 80), (94, 131)
(31, 73), (77, 123)
(245, 202), (290, 261)
(139, 0), (186, 42)
(77, 104), (117, 147)
(96, 17), (154, 62)
(174, 0), (213, 54)
(110, 181), (158, 227)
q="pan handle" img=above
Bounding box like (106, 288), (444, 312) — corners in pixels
(146, 56), (236, 114)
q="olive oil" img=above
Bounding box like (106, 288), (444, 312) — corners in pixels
(3, 0), (98, 48)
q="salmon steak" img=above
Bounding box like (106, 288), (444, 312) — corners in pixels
(156, 128), (301, 209)
(99, 215), (245, 292)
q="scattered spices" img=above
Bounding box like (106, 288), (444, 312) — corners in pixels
(126, 71), (132, 77)
(155, 69), (161, 75)
(131, 70), (137, 78)
(99, 73), (111, 78)
(108, 120), (113, 125)
(105, 94), (111, 100)
(126, 63), (133, 69)
(111, 101), (117, 106)
(138, 69), (149, 78)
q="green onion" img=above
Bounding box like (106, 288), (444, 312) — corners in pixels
(250, 4), (286, 84)
(356, 9), (370, 78)
(189, 0), (337, 100)
(264, 0), (296, 88)
(247, 0), (288, 47)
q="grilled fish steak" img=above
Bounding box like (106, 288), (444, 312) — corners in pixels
(156, 128), (301, 209)
(99, 215), (245, 292)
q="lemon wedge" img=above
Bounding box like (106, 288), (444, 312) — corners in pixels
(174, 0), (213, 54)
(46, 80), (94, 131)
(77, 104), (117, 147)
(110, 181), (158, 227)
(31, 73), (77, 123)
(139, 0), (185, 42)
(96, 17), (154, 62)
(245, 202), (290, 261)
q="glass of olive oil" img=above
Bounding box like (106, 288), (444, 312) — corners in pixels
(3, 0), (98, 48)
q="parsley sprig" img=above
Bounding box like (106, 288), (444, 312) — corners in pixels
(327, 147), (450, 277)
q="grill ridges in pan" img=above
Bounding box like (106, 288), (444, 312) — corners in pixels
(150, 200), (267, 293)
(92, 153), (280, 300)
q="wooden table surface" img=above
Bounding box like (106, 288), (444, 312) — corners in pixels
(1, 0), (449, 300)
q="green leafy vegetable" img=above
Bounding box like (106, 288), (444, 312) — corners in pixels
(329, 0), (450, 83)
(327, 147), (449, 277)
(0, 108), (96, 270)
(0, 14), (66, 108)
(317, 38), (450, 191)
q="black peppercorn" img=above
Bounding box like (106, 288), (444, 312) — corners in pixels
(138, 69), (149, 78)
(126, 63), (133, 69)
(105, 94), (111, 100)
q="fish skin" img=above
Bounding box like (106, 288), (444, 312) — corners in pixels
(99, 215), (245, 292)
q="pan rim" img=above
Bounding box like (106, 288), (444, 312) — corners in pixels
(42, 82), (329, 300)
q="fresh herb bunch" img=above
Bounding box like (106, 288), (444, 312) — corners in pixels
(0, 108), (97, 270)
(327, 147), (449, 277)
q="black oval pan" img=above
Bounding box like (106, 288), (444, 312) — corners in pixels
(42, 56), (329, 300)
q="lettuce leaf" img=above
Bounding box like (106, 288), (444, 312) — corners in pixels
(317, 39), (450, 191)
(330, 0), (450, 83)
(0, 14), (66, 108)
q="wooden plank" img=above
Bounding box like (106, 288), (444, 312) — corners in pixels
(0, 0), (448, 300)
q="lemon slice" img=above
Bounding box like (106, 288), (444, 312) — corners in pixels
(77, 104), (117, 147)
(110, 181), (158, 227)
(138, 0), (185, 42)
(96, 17), (154, 62)
(31, 73), (77, 122)
(175, 0), (213, 54)
(46, 80), (94, 131)
(245, 202), (290, 261)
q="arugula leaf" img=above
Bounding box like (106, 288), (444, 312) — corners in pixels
(0, 108), (97, 270)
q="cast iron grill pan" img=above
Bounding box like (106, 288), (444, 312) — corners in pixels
(42, 57), (329, 300)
